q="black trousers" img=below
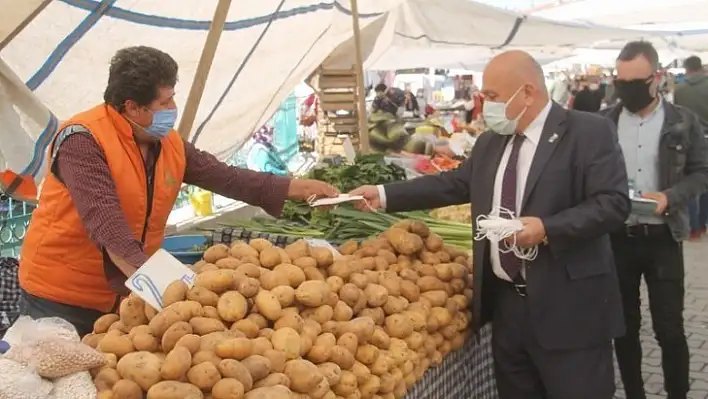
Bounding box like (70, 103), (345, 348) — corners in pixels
(492, 278), (615, 399)
(17, 290), (108, 337)
(611, 225), (689, 399)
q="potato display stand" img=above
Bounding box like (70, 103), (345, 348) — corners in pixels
(87, 222), (500, 398)
(405, 324), (496, 399)
(209, 227), (500, 399)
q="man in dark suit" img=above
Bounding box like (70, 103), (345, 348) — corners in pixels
(350, 50), (631, 398)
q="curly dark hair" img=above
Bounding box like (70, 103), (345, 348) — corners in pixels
(103, 46), (178, 112)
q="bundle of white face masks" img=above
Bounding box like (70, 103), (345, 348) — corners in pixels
(474, 206), (538, 261)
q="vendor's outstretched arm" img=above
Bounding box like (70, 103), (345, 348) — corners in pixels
(183, 140), (290, 217)
(380, 157), (472, 213)
(54, 133), (149, 278)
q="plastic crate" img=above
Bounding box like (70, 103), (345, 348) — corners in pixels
(162, 235), (209, 264)
(210, 227), (299, 248)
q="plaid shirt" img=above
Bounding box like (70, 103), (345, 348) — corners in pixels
(0, 257), (19, 333)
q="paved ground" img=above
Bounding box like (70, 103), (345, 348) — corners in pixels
(614, 240), (708, 399)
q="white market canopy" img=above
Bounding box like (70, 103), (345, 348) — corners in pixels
(322, 0), (667, 70)
(0, 0), (399, 188)
(532, 0), (708, 27)
(532, 0), (708, 53)
(0, 0), (685, 193)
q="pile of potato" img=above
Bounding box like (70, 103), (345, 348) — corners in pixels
(84, 220), (472, 399)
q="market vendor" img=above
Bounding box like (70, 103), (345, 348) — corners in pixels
(17, 46), (338, 336)
(402, 85), (420, 115)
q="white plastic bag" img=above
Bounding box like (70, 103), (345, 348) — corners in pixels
(49, 371), (96, 399)
(0, 358), (53, 399)
(2, 316), (105, 378)
(3, 316), (80, 345)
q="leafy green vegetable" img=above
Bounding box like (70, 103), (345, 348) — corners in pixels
(305, 153), (406, 193)
(281, 153), (407, 226)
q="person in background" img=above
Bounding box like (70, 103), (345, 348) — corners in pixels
(603, 73), (618, 107)
(299, 92), (319, 150)
(351, 50), (629, 399)
(463, 84), (483, 124)
(403, 85), (420, 115)
(674, 55), (708, 239)
(300, 92), (318, 128)
(248, 125), (289, 177)
(16, 46), (338, 336)
(601, 41), (708, 399)
(572, 75), (605, 112)
(550, 72), (571, 107)
(370, 83), (389, 113)
(374, 83), (387, 97)
(415, 88), (427, 115)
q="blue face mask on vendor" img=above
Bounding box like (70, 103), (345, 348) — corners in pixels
(145, 108), (178, 138)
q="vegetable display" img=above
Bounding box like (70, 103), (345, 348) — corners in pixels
(429, 205), (472, 224)
(304, 154), (407, 193)
(368, 111), (409, 153)
(86, 222), (472, 399)
(236, 207), (473, 250)
(414, 156), (461, 175)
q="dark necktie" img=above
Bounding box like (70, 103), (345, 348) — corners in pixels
(499, 134), (525, 280)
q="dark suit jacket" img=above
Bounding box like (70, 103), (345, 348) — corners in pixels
(384, 103), (631, 350)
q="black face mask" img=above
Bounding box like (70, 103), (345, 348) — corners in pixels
(614, 76), (655, 113)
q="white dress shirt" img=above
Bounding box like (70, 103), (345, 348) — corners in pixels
(378, 100), (552, 282)
(490, 101), (551, 281)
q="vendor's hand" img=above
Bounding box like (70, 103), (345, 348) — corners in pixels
(642, 191), (668, 215)
(287, 179), (339, 202)
(508, 217), (546, 248)
(348, 185), (382, 212)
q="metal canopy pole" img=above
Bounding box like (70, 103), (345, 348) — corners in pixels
(349, 0), (370, 153)
(178, 0), (232, 139)
(0, 0), (52, 51)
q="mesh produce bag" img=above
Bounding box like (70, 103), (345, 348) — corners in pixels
(2, 316), (106, 378)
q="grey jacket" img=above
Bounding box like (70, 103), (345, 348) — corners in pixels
(675, 74), (708, 135)
(601, 102), (708, 241)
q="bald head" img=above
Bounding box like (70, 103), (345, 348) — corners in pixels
(481, 50), (550, 134)
(486, 50), (546, 88)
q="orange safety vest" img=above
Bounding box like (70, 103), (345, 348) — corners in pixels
(20, 104), (186, 312)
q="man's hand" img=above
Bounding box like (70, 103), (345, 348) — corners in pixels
(287, 179), (339, 201)
(642, 192), (668, 215)
(348, 185), (382, 212)
(513, 217), (546, 247)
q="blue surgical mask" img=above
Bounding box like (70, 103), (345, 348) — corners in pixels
(145, 108), (178, 138)
(482, 86), (527, 136)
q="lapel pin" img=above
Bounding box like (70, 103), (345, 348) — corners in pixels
(548, 133), (558, 143)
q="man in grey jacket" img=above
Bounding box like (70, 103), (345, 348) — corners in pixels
(675, 56), (708, 131)
(674, 55), (708, 239)
(601, 42), (708, 399)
